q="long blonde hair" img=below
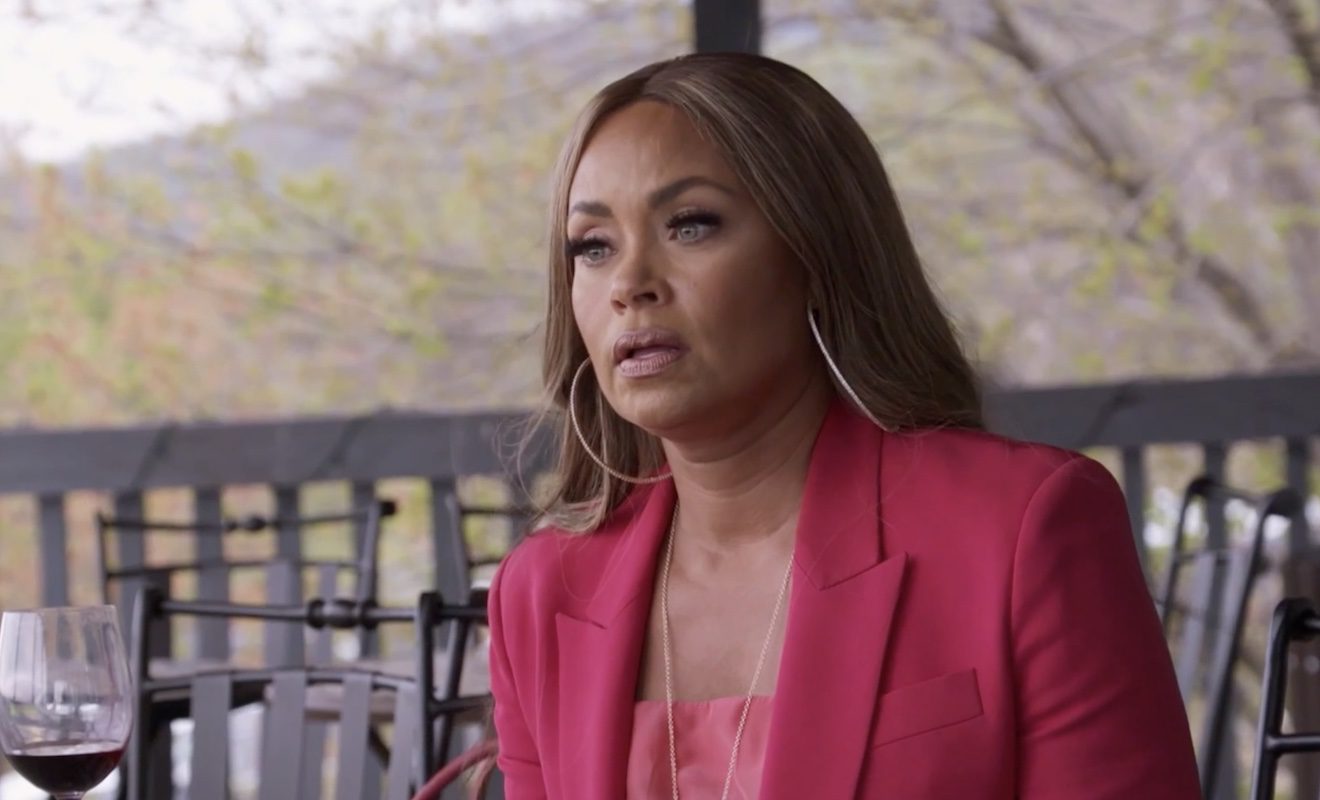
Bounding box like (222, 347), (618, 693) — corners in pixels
(530, 53), (982, 533)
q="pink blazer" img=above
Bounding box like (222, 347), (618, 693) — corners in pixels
(487, 401), (1202, 798)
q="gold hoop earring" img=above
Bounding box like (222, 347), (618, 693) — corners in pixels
(807, 309), (892, 432)
(569, 359), (672, 485)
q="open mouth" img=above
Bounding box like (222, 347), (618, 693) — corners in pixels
(623, 345), (679, 360)
(613, 329), (687, 377)
(618, 346), (685, 377)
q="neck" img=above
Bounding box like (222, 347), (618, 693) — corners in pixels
(661, 375), (833, 567)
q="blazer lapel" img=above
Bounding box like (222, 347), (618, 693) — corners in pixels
(554, 480), (675, 800)
(549, 401), (903, 800)
(760, 403), (908, 800)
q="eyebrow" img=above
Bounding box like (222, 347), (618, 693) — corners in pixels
(568, 175), (736, 219)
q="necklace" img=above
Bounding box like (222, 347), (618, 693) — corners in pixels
(660, 505), (794, 800)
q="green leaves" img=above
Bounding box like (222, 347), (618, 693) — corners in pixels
(3, 0), (1319, 424)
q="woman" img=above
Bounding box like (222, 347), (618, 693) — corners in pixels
(488, 53), (1201, 799)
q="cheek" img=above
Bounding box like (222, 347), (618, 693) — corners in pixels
(571, 275), (609, 356)
(729, 292), (803, 356)
(694, 252), (805, 349)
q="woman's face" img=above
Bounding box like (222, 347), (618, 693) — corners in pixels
(567, 100), (819, 441)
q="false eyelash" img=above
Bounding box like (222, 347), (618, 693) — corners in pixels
(667, 209), (721, 229)
(565, 236), (609, 259)
(565, 210), (722, 260)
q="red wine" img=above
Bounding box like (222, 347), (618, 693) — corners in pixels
(5, 741), (123, 795)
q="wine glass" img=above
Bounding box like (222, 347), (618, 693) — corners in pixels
(0, 606), (134, 800)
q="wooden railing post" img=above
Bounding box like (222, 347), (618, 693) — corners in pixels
(265, 484), (305, 667)
(1120, 447), (1149, 574)
(350, 480), (379, 658)
(36, 494), (69, 608)
(693, 0), (760, 54)
(193, 486), (229, 661)
(1283, 437), (1319, 799)
(1198, 443), (1238, 798)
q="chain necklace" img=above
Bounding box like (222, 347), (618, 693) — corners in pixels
(660, 505), (794, 800)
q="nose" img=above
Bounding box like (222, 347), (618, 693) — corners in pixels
(609, 246), (668, 312)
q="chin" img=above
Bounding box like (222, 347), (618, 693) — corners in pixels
(610, 385), (706, 439)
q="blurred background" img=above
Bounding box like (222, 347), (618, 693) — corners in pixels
(3, 0), (1319, 424)
(1, 0), (1319, 797)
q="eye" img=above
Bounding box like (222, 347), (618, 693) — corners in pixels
(566, 235), (612, 265)
(668, 210), (721, 243)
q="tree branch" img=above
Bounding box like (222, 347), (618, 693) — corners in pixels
(1261, 0), (1320, 113)
(968, 0), (1277, 358)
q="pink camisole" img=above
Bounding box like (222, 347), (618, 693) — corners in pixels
(626, 695), (773, 799)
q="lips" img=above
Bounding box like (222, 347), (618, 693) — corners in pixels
(612, 328), (686, 363)
(612, 328), (687, 377)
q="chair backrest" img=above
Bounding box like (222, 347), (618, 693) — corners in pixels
(435, 497), (533, 784)
(1250, 597), (1320, 800)
(427, 494), (527, 792)
(428, 584), (493, 778)
(128, 586), (491, 800)
(98, 498), (396, 666)
(1156, 475), (1302, 799)
(156, 667), (423, 800)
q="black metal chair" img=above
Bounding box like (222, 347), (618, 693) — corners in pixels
(1157, 475), (1302, 799)
(1250, 597), (1320, 799)
(128, 586), (490, 800)
(98, 498), (397, 668)
(424, 496), (533, 782)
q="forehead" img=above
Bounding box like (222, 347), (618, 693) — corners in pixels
(568, 101), (736, 202)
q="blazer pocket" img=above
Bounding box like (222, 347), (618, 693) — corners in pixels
(869, 668), (983, 749)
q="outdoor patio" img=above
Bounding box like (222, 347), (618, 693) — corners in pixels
(1, 1), (1319, 798)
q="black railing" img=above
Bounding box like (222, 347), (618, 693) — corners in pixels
(0, 409), (548, 611)
(987, 371), (1318, 561)
(0, 371), (1314, 611)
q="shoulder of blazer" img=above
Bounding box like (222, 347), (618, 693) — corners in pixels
(869, 427), (1116, 590)
(884, 425), (1092, 498)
